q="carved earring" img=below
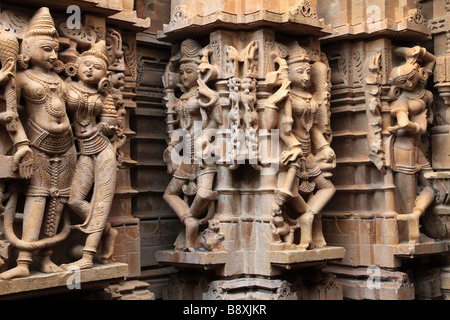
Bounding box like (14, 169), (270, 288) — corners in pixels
(64, 62), (78, 77)
(17, 54), (30, 70)
(98, 77), (111, 94)
(52, 60), (65, 74)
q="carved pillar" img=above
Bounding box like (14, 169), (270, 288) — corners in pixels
(425, 0), (450, 300)
(318, 0), (449, 300)
(155, 0), (345, 300)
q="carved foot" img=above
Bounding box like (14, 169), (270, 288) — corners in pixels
(0, 264), (30, 280)
(38, 256), (63, 274)
(61, 258), (94, 271)
(397, 209), (422, 244)
(298, 210), (314, 251)
(313, 238), (327, 249)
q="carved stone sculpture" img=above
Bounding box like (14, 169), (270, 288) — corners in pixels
(63, 40), (120, 270)
(263, 41), (335, 250)
(0, 7), (76, 280)
(0, 7), (126, 280)
(388, 46), (436, 244)
(162, 39), (221, 252)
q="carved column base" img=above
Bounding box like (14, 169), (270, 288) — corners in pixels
(156, 243), (345, 277)
(324, 265), (415, 300)
(163, 270), (342, 300)
(106, 280), (155, 300)
(0, 263), (128, 299)
(323, 216), (449, 268)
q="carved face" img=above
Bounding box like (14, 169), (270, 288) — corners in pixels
(28, 38), (59, 71)
(179, 62), (199, 90)
(288, 62), (311, 89)
(390, 63), (421, 91)
(78, 56), (108, 85)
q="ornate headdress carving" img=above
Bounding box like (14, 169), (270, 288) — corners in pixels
(24, 7), (58, 39)
(81, 40), (110, 67)
(286, 41), (310, 65)
(19, 7), (59, 68)
(179, 39), (202, 64)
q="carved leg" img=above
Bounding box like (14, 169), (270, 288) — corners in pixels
(68, 155), (95, 220)
(298, 175), (335, 250)
(298, 210), (314, 250)
(397, 186), (435, 244)
(37, 199), (65, 274)
(101, 222), (118, 263)
(0, 196), (46, 280)
(163, 177), (191, 250)
(312, 214), (327, 248)
(189, 172), (216, 218)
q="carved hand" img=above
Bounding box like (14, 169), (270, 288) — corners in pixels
(271, 79), (291, 105)
(315, 146), (336, 163)
(13, 145), (33, 179)
(0, 59), (15, 86)
(98, 122), (116, 136)
(163, 145), (176, 174)
(280, 146), (303, 166)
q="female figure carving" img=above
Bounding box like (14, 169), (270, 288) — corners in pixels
(63, 41), (120, 269)
(264, 42), (335, 250)
(0, 7), (76, 280)
(163, 39), (221, 252)
(388, 46), (436, 244)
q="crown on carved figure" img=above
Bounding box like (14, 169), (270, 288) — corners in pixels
(286, 41), (310, 65)
(24, 7), (58, 39)
(180, 39), (202, 64)
(81, 40), (110, 67)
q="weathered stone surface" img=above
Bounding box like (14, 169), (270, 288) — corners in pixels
(0, 263), (128, 297)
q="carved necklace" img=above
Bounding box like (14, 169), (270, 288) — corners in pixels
(290, 90), (317, 132)
(70, 82), (99, 128)
(24, 70), (66, 119)
(179, 89), (197, 130)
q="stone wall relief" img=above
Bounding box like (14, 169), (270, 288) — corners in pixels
(364, 45), (438, 245)
(0, 7), (126, 280)
(387, 46), (437, 244)
(162, 39), (223, 252)
(263, 41), (335, 250)
(162, 36), (336, 253)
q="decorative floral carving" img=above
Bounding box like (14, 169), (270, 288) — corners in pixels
(290, 1), (318, 20)
(170, 5), (192, 26)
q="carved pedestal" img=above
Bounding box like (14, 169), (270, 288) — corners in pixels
(0, 263), (128, 299)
